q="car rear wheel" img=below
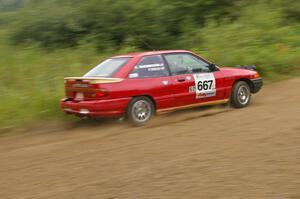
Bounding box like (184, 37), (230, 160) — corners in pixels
(126, 97), (155, 126)
(231, 81), (251, 108)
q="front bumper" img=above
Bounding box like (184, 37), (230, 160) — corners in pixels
(60, 97), (131, 118)
(250, 78), (263, 93)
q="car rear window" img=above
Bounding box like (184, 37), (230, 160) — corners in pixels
(84, 57), (131, 77)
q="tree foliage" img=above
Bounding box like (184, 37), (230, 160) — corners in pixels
(1, 0), (298, 51)
(5, 0), (238, 49)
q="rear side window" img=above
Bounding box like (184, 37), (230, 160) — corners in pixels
(129, 55), (169, 78)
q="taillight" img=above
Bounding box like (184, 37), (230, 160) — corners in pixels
(92, 89), (109, 98)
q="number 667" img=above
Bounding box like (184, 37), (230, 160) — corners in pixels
(197, 80), (213, 91)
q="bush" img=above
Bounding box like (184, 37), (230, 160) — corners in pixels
(195, 4), (300, 79)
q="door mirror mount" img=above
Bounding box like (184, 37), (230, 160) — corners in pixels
(208, 63), (217, 72)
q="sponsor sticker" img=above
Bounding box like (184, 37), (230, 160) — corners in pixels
(193, 73), (216, 99)
(148, 67), (166, 71)
(129, 73), (139, 78)
(138, 63), (164, 69)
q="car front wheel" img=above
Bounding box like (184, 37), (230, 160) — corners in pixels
(231, 81), (251, 108)
(126, 97), (155, 126)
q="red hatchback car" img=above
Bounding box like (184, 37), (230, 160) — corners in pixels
(60, 50), (263, 125)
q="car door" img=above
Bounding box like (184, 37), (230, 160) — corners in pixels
(163, 53), (226, 107)
(127, 54), (175, 110)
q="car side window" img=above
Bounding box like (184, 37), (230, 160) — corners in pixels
(129, 55), (169, 78)
(164, 53), (210, 75)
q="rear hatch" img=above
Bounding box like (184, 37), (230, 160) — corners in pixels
(64, 77), (123, 101)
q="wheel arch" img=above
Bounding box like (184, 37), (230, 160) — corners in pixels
(233, 78), (254, 93)
(131, 94), (157, 110)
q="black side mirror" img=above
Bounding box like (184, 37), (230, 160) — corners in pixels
(208, 63), (217, 71)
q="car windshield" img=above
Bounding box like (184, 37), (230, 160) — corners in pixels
(84, 57), (131, 77)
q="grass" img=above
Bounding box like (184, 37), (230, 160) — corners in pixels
(1, 5), (300, 132)
(0, 41), (298, 132)
(0, 28), (141, 132)
(0, 39), (103, 131)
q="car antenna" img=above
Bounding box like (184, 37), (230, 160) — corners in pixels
(141, 38), (156, 51)
(132, 31), (156, 51)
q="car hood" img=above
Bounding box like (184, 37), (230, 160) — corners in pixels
(219, 67), (257, 76)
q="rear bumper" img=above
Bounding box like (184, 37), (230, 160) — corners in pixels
(250, 78), (263, 93)
(60, 97), (131, 118)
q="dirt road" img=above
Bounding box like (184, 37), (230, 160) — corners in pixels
(0, 78), (300, 199)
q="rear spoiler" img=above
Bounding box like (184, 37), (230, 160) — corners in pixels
(237, 65), (257, 71)
(64, 77), (124, 84)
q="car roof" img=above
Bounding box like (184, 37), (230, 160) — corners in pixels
(112, 50), (192, 58)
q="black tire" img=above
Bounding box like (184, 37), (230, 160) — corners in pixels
(126, 96), (155, 126)
(230, 81), (251, 108)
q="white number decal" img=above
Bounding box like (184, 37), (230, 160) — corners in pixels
(193, 73), (216, 98)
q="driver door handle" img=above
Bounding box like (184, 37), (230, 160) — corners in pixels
(177, 77), (186, 82)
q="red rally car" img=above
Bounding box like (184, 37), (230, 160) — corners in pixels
(60, 50), (263, 125)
